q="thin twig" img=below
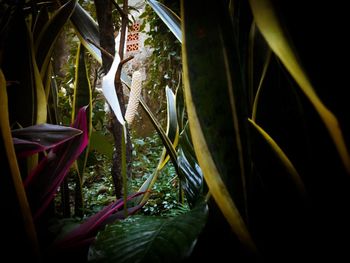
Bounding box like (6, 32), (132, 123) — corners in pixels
(110, 0), (128, 18)
(86, 38), (115, 60)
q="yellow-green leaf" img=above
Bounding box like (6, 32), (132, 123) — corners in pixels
(248, 118), (306, 195)
(0, 69), (39, 258)
(249, 0), (350, 173)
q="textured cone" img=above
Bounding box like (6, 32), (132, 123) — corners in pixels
(125, 71), (142, 124)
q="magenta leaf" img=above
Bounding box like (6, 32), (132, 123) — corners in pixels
(24, 107), (89, 220)
(12, 124), (82, 158)
(54, 192), (146, 250)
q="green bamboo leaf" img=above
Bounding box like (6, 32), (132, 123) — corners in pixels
(71, 43), (92, 176)
(158, 86), (179, 170)
(181, 0), (255, 251)
(35, 0), (77, 77)
(0, 69), (39, 258)
(249, 0), (350, 173)
(138, 86), (179, 204)
(248, 118), (306, 195)
(2, 8), (46, 126)
(28, 24), (47, 125)
(147, 0), (182, 43)
(88, 203), (208, 263)
(70, 3), (102, 63)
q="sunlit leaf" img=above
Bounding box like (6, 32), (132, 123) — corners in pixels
(249, 0), (350, 173)
(158, 86), (179, 170)
(88, 203), (208, 263)
(248, 118), (306, 195)
(72, 43), (92, 176)
(35, 0), (77, 76)
(70, 3), (102, 63)
(2, 8), (46, 126)
(147, 0), (182, 43)
(0, 69), (39, 256)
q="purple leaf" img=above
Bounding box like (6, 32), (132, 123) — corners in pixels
(25, 107), (89, 220)
(12, 124), (82, 158)
(55, 192), (146, 250)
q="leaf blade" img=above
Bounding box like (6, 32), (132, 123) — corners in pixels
(249, 0), (350, 173)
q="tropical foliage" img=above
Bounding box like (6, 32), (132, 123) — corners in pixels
(0, 0), (349, 262)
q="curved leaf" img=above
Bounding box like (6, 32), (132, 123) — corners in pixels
(12, 124), (82, 158)
(181, 0), (256, 251)
(2, 8), (46, 126)
(177, 123), (203, 207)
(147, 0), (182, 43)
(88, 204), (208, 263)
(25, 107), (88, 220)
(158, 86), (179, 170)
(249, 0), (350, 173)
(248, 118), (306, 196)
(0, 69), (39, 257)
(70, 3), (102, 63)
(72, 43), (92, 176)
(35, 0), (77, 76)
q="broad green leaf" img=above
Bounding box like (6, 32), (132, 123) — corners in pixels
(70, 3), (102, 63)
(147, 0), (182, 43)
(35, 0), (77, 77)
(89, 131), (113, 158)
(88, 203), (208, 263)
(181, 0), (255, 251)
(72, 43), (92, 176)
(248, 118), (306, 196)
(249, 0), (350, 173)
(0, 69), (39, 257)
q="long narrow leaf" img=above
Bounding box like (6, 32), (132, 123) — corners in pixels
(158, 86), (179, 169)
(181, 0), (255, 251)
(35, 0), (77, 76)
(248, 118), (306, 195)
(72, 43), (92, 176)
(249, 0), (350, 173)
(0, 69), (39, 257)
(178, 123), (204, 207)
(147, 0), (182, 42)
(70, 3), (102, 63)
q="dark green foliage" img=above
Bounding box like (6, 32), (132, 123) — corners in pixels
(88, 203), (208, 263)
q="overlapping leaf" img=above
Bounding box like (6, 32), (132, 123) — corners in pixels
(24, 107), (88, 220)
(88, 203), (208, 263)
(12, 124), (82, 158)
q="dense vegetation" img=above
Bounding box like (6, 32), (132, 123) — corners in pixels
(1, 0), (349, 262)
